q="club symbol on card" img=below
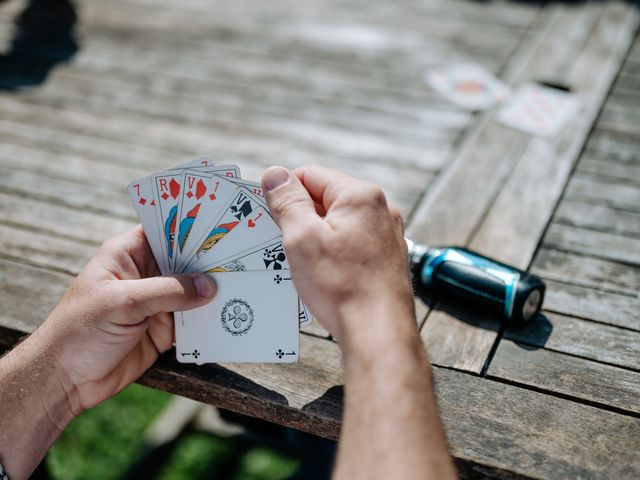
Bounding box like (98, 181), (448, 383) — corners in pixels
(276, 349), (296, 359)
(221, 298), (254, 336)
(181, 349), (200, 359)
(273, 274), (291, 284)
(263, 245), (286, 270)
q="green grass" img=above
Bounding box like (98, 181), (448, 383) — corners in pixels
(46, 384), (299, 480)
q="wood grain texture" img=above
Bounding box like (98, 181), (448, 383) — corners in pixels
(488, 340), (640, 415)
(532, 247), (640, 295)
(542, 280), (640, 331)
(553, 199), (640, 237)
(543, 223), (640, 266)
(412, 1), (639, 373)
(505, 311), (640, 371)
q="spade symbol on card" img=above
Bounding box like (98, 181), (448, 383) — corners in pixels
(231, 199), (252, 221)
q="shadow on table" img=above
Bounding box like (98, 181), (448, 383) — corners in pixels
(414, 286), (553, 350)
(0, 0), (78, 91)
(504, 312), (554, 350)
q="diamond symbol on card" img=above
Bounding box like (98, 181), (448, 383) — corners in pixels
(161, 192), (169, 200)
(169, 178), (180, 199)
(186, 191), (193, 199)
(209, 193), (216, 201)
(138, 197), (146, 205)
(196, 179), (207, 199)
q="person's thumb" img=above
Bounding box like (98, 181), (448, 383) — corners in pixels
(262, 166), (318, 232)
(116, 274), (216, 319)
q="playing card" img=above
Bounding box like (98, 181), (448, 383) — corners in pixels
(203, 238), (313, 328)
(225, 178), (265, 200)
(425, 63), (510, 111)
(203, 237), (287, 272)
(131, 158), (312, 363)
(495, 83), (581, 137)
(152, 166), (240, 271)
(128, 176), (169, 274)
(176, 271), (299, 364)
(181, 187), (279, 271)
(298, 299), (312, 328)
(174, 172), (239, 272)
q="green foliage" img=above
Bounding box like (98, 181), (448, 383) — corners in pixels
(47, 384), (172, 480)
(45, 384), (299, 480)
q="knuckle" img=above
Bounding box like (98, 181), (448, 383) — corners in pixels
(285, 227), (314, 253)
(389, 207), (404, 227)
(270, 192), (307, 219)
(112, 283), (143, 314)
(349, 183), (387, 208)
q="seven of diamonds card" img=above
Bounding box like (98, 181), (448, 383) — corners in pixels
(128, 159), (311, 364)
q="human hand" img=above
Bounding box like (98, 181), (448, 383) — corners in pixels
(38, 226), (216, 412)
(261, 166), (415, 347)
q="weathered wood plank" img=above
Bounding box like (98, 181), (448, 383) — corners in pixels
(0, 100), (427, 216)
(488, 339), (640, 415)
(0, 258), (71, 335)
(565, 173), (640, 213)
(471, 2), (639, 266)
(0, 191), (131, 244)
(531, 247), (640, 295)
(0, 223), (95, 274)
(553, 199), (640, 237)
(543, 279), (640, 331)
(410, 2), (639, 373)
(584, 128), (640, 164)
(421, 302), (501, 372)
(543, 223), (640, 266)
(505, 311), (640, 371)
(576, 155), (640, 185)
(0, 165), (134, 220)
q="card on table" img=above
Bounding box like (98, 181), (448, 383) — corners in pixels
(495, 83), (581, 137)
(127, 158), (314, 363)
(425, 63), (510, 111)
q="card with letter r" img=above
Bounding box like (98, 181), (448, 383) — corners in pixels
(176, 271), (299, 364)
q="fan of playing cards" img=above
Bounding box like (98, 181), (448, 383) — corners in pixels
(128, 158), (311, 364)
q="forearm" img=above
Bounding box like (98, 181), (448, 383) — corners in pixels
(0, 327), (79, 480)
(334, 303), (456, 480)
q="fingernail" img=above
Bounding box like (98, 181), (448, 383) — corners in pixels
(193, 275), (216, 298)
(262, 166), (290, 192)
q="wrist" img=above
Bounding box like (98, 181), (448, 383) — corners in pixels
(337, 296), (422, 367)
(0, 328), (81, 479)
(23, 325), (83, 423)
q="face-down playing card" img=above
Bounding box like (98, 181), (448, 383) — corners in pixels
(176, 270), (299, 364)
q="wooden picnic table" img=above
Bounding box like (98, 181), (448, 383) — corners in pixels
(1, 0), (639, 477)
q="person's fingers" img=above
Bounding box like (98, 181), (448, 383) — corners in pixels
(262, 166), (321, 233)
(113, 274), (216, 321)
(292, 165), (370, 212)
(97, 226), (159, 278)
